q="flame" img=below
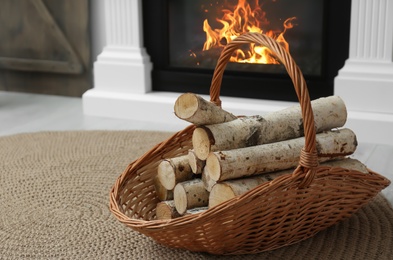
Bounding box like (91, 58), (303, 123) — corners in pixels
(202, 0), (296, 64)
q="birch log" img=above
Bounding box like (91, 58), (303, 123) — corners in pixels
(174, 179), (210, 215)
(174, 93), (237, 125)
(261, 95), (347, 143)
(188, 149), (206, 174)
(184, 207), (208, 215)
(157, 155), (194, 190)
(156, 200), (180, 220)
(157, 202), (208, 219)
(208, 158), (368, 208)
(193, 96), (347, 160)
(154, 176), (173, 201)
(202, 168), (216, 192)
(193, 116), (263, 160)
(206, 128), (357, 182)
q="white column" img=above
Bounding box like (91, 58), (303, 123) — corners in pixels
(334, 0), (393, 145)
(86, 0), (151, 94)
(334, 0), (393, 114)
(83, 0), (171, 127)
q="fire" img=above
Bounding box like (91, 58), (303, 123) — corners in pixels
(202, 0), (296, 64)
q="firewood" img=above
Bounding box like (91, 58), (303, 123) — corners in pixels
(156, 200), (180, 220)
(208, 158), (368, 208)
(174, 93), (237, 125)
(188, 149), (206, 174)
(184, 206), (209, 215)
(193, 115), (263, 160)
(206, 128), (357, 182)
(156, 201), (208, 220)
(193, 96), (347, 160)
(174, 179), (210, 215)
(157, 155), (194, 190)
(202, 168), (216, 192)
(153, 176), (173, 201)
(262, 95), (347, 143)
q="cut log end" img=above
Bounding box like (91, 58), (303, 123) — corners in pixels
(208, 183), (235, 208)
(188, 149), (205, 174)
(154, 176), (173, 201)
(192, 127), (213, 160)
(174, 179), (209, 215)
(174, 184), (188, 215)
(206, 153), (221, 182)
(202, 168), (216, 192)
(174, 93), (199, 120)
(174, 93), (237, 125)
(156, 201), (180, 220)
(157, 160), (176, 190)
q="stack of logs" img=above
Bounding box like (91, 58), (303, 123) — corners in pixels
(154, 93), (368, 220)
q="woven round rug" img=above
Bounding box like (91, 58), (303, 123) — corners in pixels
(0, 131), (392, 259)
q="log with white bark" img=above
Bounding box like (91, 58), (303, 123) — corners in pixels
(156, 201), (208, 219)
(156, 200), (180, 220)
(193, 115), (263, 160)
(202, 168), (216, 192)
(262, 95), (347, 143)
(184, 206), (209, 215)
(206, 128), (357, 182)
(153, 176), (173, 201)
(157, 155), (194, 190)
(193, 96), (347, 160)
(174, 93), (237, 125)
(208, 158), (368, 208)
(188, 149), (206, 174)
(174, 179), (210, 215)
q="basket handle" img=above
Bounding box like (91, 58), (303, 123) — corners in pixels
(209, 32), (318, 188)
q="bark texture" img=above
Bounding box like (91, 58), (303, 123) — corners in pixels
(208, 158), (368, 208)
(193, 96), (347, 160)
(206, 128), (357, 182)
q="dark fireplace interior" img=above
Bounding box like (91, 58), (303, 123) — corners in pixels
(143, 0), (351, 102)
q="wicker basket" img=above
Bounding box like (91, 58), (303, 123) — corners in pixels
(109, 32), (390, 255)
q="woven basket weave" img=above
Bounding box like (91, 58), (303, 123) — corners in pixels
(109, 32), (390, 255)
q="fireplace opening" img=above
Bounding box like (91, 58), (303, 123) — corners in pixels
(143, 0), (351, 102)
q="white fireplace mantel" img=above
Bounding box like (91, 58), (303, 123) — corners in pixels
(83, 0), (393, 145)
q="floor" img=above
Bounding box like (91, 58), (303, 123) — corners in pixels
(1, 91), (392, 206)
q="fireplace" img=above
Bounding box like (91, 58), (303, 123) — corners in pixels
(83, 0), (393, 146)
(142, 0), (351, 102)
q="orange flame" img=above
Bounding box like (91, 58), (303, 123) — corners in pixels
(202, 0), (296, 64)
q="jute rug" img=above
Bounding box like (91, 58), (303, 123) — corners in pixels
(0, 131), (392, 259)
